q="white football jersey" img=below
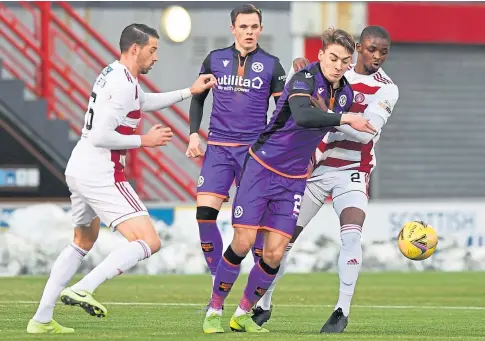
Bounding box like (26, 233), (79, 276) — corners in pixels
(313, 64), (399, 176)
(65, 61), (142, 184)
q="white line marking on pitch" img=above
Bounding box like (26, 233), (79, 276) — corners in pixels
(1, 301), (484, 310)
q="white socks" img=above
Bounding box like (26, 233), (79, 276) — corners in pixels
(252, 225), (363, 318)
(72, 240), (151, 294)
(335, 225), (362, 317)
(33, 243), (88, 323)
(234, 305), (247, 317)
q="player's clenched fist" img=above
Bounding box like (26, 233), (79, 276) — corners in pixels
(190, 74), (218, 95)
(141, 124), (173, 147)
(185, 133), (204, 158)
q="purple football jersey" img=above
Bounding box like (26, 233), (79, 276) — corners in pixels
(199, 44), (286, 144)
(249, 62), (353, 177)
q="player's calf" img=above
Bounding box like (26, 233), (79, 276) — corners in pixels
(251, 232), (264, 263)
(67, 215), (157, 309)
(252, 230), (300, 326)
(207, 245), (245, 316)
(196, 204), (224, 277)
(253, 190), (324, 325)
(334, 203), (366, 319)
(30, 218), (100, 326)
(231, 234), (284, 332)
(206, 228), (257, 316)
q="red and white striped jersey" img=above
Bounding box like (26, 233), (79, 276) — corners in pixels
(312, 64), (399, 177)
(65, 61), (142, 184)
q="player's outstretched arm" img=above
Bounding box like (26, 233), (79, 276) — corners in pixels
(89, 83), (174, 150)
(289, 95), (342, 128)
(334, 114), (381, 143)
(335, 84), (399, 143)
(308, 93), (377, 134)
(290, 95), (373, 133)
(139, 74), (217, 112)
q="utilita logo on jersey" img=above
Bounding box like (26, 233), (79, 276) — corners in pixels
(217, 75), (263, 92)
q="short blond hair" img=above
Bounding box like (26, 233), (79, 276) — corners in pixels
(321, 27), (355, 54)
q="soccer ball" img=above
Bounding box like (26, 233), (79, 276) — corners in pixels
(397, 221), (438, 261)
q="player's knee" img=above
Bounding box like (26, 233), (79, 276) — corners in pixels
(262, 247), (285, 268)
(340, 207), (366, 226)
(231, 229), (254, 256)
(116, 216), (161, 254)
(73, 229), (96, 251)
(231, 238), (252, 256)
(196, 195), (224, 211)
(73, 219), (100, 251)
(196, 206), (219, 221)
(259, 257), (280, 275)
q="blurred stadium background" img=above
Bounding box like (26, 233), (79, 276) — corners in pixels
(0, 1), (484, 277)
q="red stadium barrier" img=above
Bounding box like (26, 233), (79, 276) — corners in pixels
(0, 1), (206, 200)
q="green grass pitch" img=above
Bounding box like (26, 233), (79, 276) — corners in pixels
(1, 272), (484, 340)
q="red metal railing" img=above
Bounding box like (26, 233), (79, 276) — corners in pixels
(0, 1), (207, 200)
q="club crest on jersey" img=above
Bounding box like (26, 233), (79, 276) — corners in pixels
(234, 206), (243, 218)
(339, 94), (347, 107)
(354, 93), (365, 103)
(251, 62), (264, 73)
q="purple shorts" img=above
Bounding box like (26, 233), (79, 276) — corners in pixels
(232, 156), (306, 239)
(197, 144), (250, 198)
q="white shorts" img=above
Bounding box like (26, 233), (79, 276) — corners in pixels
(66, 176), (148, 230)
(297, 170), (369, 227)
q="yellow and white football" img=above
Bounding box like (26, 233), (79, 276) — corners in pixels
(397, 221), (438, 261)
